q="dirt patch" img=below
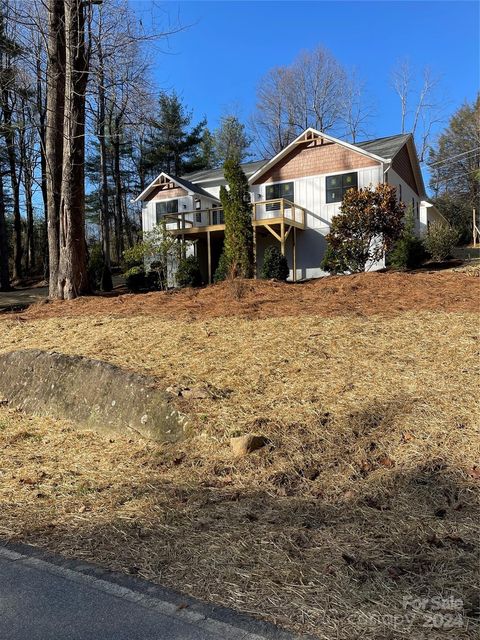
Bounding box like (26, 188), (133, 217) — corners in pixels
(0, 307), (478, 638)
(4, 270), (479, 321)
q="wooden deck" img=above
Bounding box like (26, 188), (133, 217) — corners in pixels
(165, 198), (307, 284)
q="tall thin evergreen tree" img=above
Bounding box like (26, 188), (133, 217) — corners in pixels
(218, 159), (254, 279)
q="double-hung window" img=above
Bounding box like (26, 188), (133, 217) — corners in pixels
(265, 182), (294, 211)
(325, 172), (358, 204)
(156, 199), (178, 224)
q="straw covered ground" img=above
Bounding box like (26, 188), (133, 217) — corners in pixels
(0, 271), (479, 639)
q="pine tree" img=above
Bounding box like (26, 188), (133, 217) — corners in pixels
(428, 95), (480, 243)
(214, 115), (251, 165)
(144, 92), (208, 176)
(217, 158), (253, 279)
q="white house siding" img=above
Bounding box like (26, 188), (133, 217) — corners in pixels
(419, 202), (445, 234)
(202, 185), (221, 200)
(142, 194), (219, 234)
(252, 164), (383, 280)
(142, 161), (433, 282)
(387, 169), (423, 234)
(142, 195), (191, 233)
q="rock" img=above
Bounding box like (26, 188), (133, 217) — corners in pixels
(0, 349), (189, 443)
(182, 385), (210, 400)
(166, 385), (183, 396)
(166, 384), (210, 399)
(230, 434), (269, 457)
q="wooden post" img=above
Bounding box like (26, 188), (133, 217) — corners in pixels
(207, 230), (212, 284)
(293, 226), (296, 282)
(280, 219), (285, 256)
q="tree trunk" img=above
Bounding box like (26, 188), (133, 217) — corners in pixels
(97, 55), (111, 277)
(36, 45), (49, 276)
(0, 174), (11, 291)
(24, 164), (35, 273)
(45, 0), (65, 298)
(112, 116), (124, 261)
(18, 99), (35, 274)
(57, 0), (90, 299)
(1, 94), (22, 281)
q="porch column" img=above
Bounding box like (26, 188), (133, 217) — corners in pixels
(280, 220), (285, 256)
(207, 230), (212, 284)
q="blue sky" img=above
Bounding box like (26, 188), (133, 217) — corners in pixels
(133, 0), (479, 152)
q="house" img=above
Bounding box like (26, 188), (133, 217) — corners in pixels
(135, 128), (444, 283)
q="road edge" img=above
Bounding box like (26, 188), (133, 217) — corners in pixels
(0, 540), (316, 640)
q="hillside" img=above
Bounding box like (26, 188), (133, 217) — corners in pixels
(0, 270), (479, 638)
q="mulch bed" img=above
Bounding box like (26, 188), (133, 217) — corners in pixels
(6, 270), (479, 322)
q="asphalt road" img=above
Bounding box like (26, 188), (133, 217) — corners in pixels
(0, 286), (48, 311)
(0, 546), (305, 640)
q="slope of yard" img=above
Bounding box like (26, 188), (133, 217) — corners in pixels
(0, 272), (479, 638)
(9, 268), (479, 320)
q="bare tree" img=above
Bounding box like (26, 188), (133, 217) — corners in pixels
(17, 90), (38, 272)
(45, 0), (65, 297)
(392, 59), (445, 162)
(290, 47), (346, 132)
(57, 0), (90, 299)
(2, 0), (181, 292)
(392, 59), (410, 134)
(250, 66), (297, 156)
(0, 2), (23, 280)
(251, 46), (369, 156)
(341, 71), (375, 143)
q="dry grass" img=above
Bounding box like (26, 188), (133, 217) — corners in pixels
(0, 273), (479, 638)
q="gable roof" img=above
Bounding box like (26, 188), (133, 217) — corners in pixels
(356, 133), (411, 160)
(134, 171), (220, 203)
(136, 130), (425, 201)
(172, 175), (220, 200)
(182, 159), (267, 185)
(248, 128), (389, 184)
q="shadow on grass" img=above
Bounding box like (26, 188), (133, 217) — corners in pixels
(16, 462), (479, 639)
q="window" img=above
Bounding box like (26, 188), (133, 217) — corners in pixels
(398, 184), (402, 201)
(156, 199), (178, 224)
(416, 202), (420, 220)
(195, 199), (202, 223)
(265, 182), (294, 211)
(325, 172), (357, 204)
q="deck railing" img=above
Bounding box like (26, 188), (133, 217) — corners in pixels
(252, 198), (306, 227)
(163, 198), (306, 232)
(163, 208), (225, 231)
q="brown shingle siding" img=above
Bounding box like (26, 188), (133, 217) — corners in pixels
(391, 145), (420, 195)
(147, 185), (187, 201)
(253, 140), (380, 185)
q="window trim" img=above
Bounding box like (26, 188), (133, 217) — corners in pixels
(325, 172), (358, 204)
(155, 198), (179, 224)
(265, 181), (294, 211)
